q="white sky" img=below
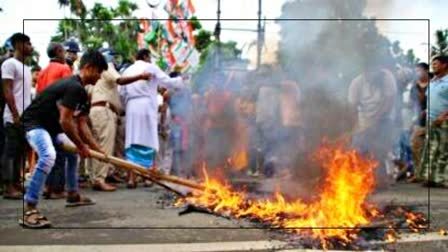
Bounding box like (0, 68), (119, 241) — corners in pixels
(0, 0), (443, 67)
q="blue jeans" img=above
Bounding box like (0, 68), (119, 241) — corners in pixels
(24, 128), (78, 205)
(45, 151), (78, 192)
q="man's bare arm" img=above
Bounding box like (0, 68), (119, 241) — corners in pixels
(2, 80), (19, 123)
(116, 73), (151, 85)
(77, 116), (102, 152)
(58, 105), (86, 148)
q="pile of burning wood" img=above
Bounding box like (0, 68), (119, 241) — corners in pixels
(63, 143), (440, 250)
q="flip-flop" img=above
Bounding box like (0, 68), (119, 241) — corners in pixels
(19, 209), (52, 228)
(65, 194), (96, 207)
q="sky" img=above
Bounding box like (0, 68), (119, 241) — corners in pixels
(0, 0), (444, 67)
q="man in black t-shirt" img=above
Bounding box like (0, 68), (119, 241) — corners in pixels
(20, 50), (108, 228)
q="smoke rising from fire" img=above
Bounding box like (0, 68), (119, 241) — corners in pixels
(170, 0), (408, 197)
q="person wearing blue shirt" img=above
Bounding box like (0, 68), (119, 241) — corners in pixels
(419, 55), (448, 187)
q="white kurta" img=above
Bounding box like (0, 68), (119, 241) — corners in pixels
(120, 60), (183, 151)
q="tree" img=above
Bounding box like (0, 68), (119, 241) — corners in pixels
(194, 29), (212, 53)
(57, 0), (86, 18)
(392, 41), (420, 66)
(52, 0), (141, 62)
(432, 29), (448, 56)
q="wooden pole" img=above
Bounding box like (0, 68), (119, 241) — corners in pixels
(60, 144), (205, 192)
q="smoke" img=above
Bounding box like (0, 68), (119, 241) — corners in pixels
(169, 0), (405, 197)
(269, 0), (403, 195)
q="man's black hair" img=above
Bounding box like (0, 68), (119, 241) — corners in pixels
(416, 62), (429, 71)
(169, 71), (181, 78)
(136, 49), (150, 61)
(47, 42), (63, 59)
(9, 33), (30, 49)
(79, 50), (108, 71)
(433, 55), (448, 65)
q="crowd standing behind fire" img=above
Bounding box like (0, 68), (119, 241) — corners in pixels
(0, 32), (447, 228)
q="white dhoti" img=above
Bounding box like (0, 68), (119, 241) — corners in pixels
(125, 97), (159, 152)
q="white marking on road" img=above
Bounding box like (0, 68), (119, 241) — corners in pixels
(371, 231), (448, 244)
(0, 240), (288, 252)
(1, 233), (446, 252)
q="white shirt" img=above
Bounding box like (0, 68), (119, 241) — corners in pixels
(120, 60), (183, 114)
(1, 57), (32, 124)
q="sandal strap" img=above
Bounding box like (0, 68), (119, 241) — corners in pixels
(24, 209), (39, 216)
(23, 210), (49, 224)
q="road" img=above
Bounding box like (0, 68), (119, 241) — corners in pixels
(0, 181), (447, 251)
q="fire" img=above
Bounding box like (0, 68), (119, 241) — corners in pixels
(180, 144), (379, 247)
(404, 211), (428, 232)
(385, 230), (398, 243)
(227, 151), (248, 171)
(439, 228), (447, 236)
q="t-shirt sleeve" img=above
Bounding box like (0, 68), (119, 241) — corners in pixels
(60, 83), (87, 111)
(1, 60), (16, 80)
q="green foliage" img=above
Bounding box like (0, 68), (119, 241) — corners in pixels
(52, 0), (141, 62)
(392, 41), (419, 66)
(432, 29), (448, 56)
(190, 16), (202, 30)
(194, 29), (211, 52)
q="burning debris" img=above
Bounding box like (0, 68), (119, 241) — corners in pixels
(173, 144), (430, 250)
(64, 141), (431, 250)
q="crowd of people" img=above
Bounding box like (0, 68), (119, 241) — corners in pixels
(0, 32), (447, 228)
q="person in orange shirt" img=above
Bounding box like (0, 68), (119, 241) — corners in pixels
(36, 42), (73, 199)
(36, 42), (72, 94)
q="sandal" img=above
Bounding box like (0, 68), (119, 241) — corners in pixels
(66, 194), (96, 207)
(19, 209), (52, 228)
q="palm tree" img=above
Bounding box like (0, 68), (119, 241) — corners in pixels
(57, 0), (86, 18)
(432, 29), (448, 56)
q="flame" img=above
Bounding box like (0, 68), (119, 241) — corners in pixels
(180, 144), (379, 246)
(404, 211), (427, 232)
(227, 151), (248, 171)
(439, 228), (447, 236)
(385, 230), (398, 243)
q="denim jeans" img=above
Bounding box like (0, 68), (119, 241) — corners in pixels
(24, 128), (78, 205)
(45, 151), (78, 192)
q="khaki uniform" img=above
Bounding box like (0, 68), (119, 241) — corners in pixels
(88, 63), (122, 183)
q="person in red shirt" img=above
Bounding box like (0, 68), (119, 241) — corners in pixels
(36, 42), (73, 199)
(36, 42), (72, 94)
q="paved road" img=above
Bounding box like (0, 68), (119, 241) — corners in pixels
(0, 182), (447, 251)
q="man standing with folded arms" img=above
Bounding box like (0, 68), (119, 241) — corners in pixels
(1, 33), (33, 199)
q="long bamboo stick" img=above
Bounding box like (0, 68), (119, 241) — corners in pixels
(60, 144), (205, 191)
